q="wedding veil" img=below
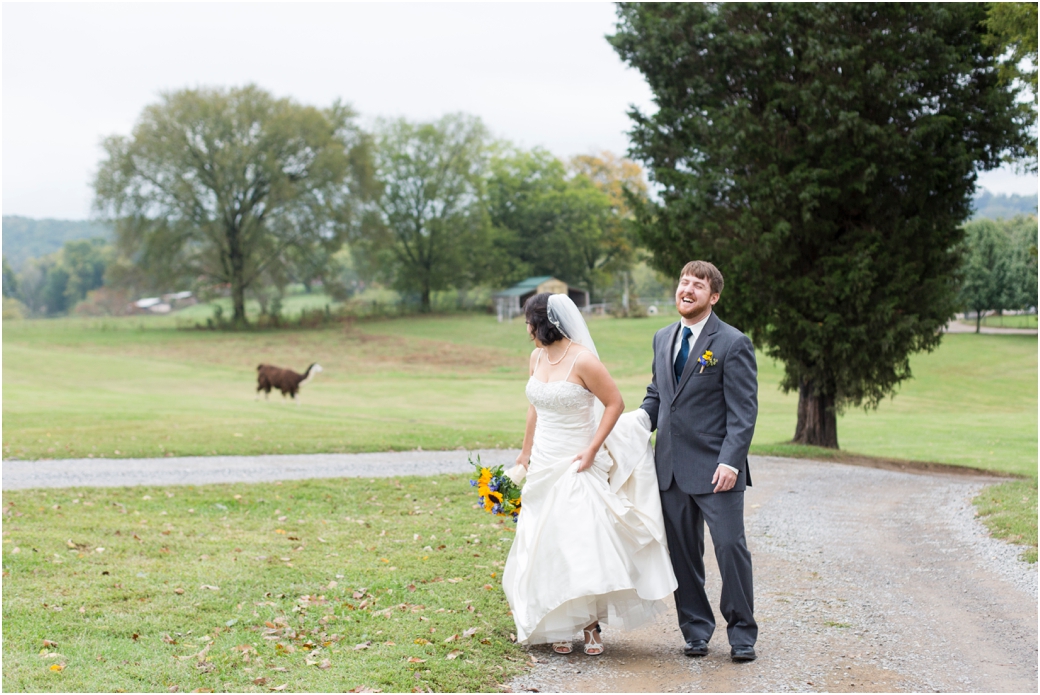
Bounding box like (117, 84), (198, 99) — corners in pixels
(546, 294), (598, 358)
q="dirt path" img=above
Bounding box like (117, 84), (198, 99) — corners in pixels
(509, 458), (1037, 693)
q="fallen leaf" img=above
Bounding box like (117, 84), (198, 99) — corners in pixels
(443, 634), (458, 643)
(413, 638), (430, 645)
(353, 641), (372, 651)
(462, 627), (479, 638)
(190, 689), (213, 694)
(482, 584), (493, 590)
(199, 584), (219, 591)
(406, 657), (426, 664)
(252, 677), (267, 686)
(42, 640), (58, 648)
(49, 663), (65, 672)
(271, 667), (288, 672)
(269, 685), (287, 692)
(131, 633), (140, 641)
(445, 650), (463, 660)
(407, 584), (417, 592)
(318, 658), (332, 670)
(173, 588), (185, 595)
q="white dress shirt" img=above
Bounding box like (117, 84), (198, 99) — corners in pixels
(673, 312), (740, 478)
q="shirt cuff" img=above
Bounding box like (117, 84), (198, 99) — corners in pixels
(718, 463), (740, 476)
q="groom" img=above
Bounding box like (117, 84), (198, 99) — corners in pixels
(640, 260), (758, 662)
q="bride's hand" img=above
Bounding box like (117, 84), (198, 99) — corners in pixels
(515, 451), (531, 470)
(573, 447), (596, 472)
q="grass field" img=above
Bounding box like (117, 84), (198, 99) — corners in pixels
(959, 314), (1038, 330)
(1, 475), (527, 692)
(2, 312), (1036, 690)
(3, 313), (1037, 477)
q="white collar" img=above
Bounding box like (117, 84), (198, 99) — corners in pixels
(680, 311), (711, 332)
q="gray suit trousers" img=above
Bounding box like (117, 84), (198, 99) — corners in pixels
(660, 480), (757, 647)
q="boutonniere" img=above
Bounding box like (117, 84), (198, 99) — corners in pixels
(697, 350), (718, 373)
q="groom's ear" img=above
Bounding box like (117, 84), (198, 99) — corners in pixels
(709, 292), (720, 306)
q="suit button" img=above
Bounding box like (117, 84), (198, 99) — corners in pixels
(670, 406), (676, 412)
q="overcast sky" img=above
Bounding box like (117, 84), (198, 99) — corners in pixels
(2, 1), (1036, 221)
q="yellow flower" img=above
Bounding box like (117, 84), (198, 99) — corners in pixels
(703, 350), (713, 359)
(478, 469), (492, 484)
(487, 491), (503, 503)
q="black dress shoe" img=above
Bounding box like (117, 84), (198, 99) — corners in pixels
(730, 645), (757, 661)
(684, 639), (708, 657)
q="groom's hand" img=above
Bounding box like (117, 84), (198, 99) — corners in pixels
(712, 465), (737, 493)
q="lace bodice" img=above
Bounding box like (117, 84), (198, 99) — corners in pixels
(525, 377), (595, 413)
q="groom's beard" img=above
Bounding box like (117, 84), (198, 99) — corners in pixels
(676, 295), (710, 321)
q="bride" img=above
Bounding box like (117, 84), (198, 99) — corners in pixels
(502, 292), (677, 655)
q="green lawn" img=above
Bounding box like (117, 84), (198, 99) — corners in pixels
(4, 314), (1035, 478)
(3, 312), (1036, 477)
(959, 313), (1038, 330)
(1, 475), (526, 692)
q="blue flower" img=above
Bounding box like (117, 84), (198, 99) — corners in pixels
(478, 496), (485, 505)
(512, 515), (519, 523)
(488, 481), (499, 492)
(492, 503), (503, 514)
(469, 480), (477, 487)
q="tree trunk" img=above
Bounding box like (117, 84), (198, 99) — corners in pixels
(420, 285), (432, 313)
(228, 227), (248, 325)
(793, 378), (839, 448)
(975, 310), (981, 333)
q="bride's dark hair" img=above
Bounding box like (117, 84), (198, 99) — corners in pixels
(524, 292), (565, 345)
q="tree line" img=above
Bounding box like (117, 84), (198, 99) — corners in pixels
(54, 86), (646, 323)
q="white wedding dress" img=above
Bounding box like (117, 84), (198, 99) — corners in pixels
(502, 355), (678, 645)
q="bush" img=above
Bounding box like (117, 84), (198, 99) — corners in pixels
(73, 287), (134, 316)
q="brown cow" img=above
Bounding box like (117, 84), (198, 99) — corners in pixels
(256, 363), (323, 403)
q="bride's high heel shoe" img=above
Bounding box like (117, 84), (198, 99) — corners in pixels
(552, 641), (573, 654)
(583, 624), (603, 656)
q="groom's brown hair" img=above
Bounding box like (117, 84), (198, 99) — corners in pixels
(680, 260), (724, 295)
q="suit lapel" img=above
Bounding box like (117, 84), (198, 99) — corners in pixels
(660, 321), (681, 401)
(673, 312), (719, 401)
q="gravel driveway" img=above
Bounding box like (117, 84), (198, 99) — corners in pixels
(510, 457), (1037, 693)
(3, 451), (1035, 692)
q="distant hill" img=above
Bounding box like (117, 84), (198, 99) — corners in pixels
(972, 189), (1038, 220)
(2, 216), (112, 270)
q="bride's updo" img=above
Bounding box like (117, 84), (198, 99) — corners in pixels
(524, 292), (565, 345)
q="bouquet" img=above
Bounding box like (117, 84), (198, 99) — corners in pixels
(468, 454), (523, 522)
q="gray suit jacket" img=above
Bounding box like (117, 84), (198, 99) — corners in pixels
(640, 312), (758, 495)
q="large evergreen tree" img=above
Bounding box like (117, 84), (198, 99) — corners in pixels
(610, 2), (1034, 447)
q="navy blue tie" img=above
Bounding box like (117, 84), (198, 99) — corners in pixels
(674, 326), (693, 383)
